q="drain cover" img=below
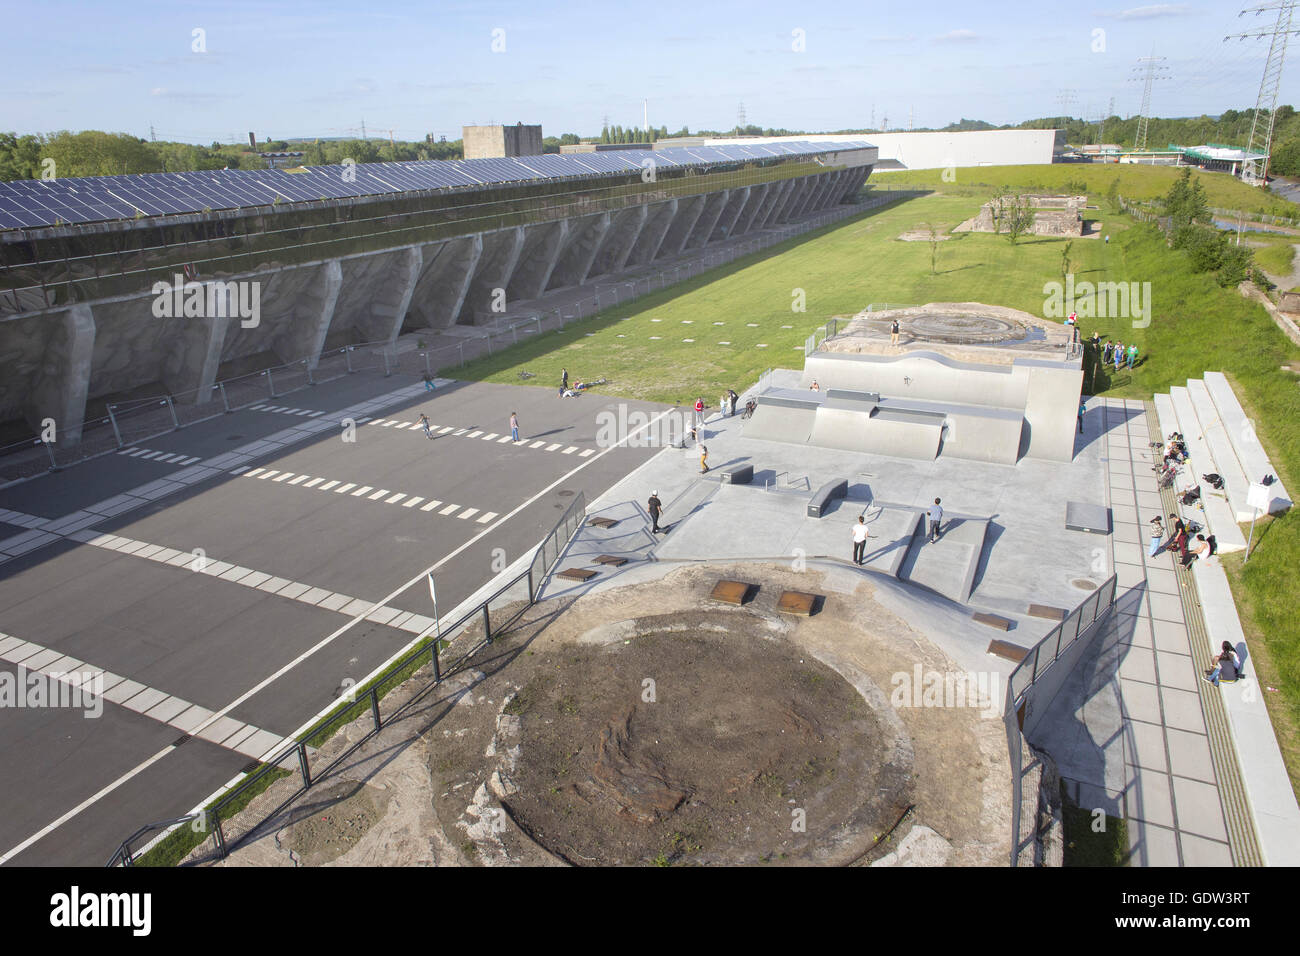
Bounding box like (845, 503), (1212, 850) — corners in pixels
(1072, 579), (1099, 591)
(558, 490), (576, 497)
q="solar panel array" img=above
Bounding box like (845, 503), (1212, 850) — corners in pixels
(0, 140), (872, 232)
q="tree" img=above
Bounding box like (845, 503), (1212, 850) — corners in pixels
(1105, 176), (1121, 215)
(1003, 194), (1035, 244)
(925, 223), (941, 275)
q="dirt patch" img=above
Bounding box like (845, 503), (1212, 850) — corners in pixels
(897, 228), (951, 242)
(280, 780), (393, 866)
(500, 616), (911, 865)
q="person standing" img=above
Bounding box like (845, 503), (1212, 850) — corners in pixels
(510, 411), (520, 442)
(561, 368), (568, 391)
(890, 318), (900, 346)
(1149, 516), (1165, 558)
(852, 515), (871, 565)
(422, 372), (435, 392)
(694, 397), (705, 428)
(648, 491), (664, 534)
(699, 444), (708, 474)
(418, 413), (433, 440)
(1103, 340), (1113, 365)
(927, 498), (943, 543)
(1127, 343), (1138, 369)
(1113, 341), (1124, 372)
(720, 392), (728, 420)
(728, 389), (738, 417)
(1078, 398), (1086, 433)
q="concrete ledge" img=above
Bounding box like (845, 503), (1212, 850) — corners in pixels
(806, 478), (848, 518)
(719, 464), (754, 485)
(1193, 559), (1300, 865)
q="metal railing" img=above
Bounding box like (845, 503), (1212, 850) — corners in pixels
(1004, 573), (1118, 865)
(106, 489), (588, 867)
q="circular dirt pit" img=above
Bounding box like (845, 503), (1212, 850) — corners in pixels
(501, 612), (913, 866)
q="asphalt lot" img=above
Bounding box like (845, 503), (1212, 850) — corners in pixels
(0, 375), (669, 865)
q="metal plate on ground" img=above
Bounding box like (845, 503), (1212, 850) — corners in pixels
(776, 590), (819, 616)
(558, 567), (598, 581)
(710, 580), (754, 605)
(1027, 603), (1066, 621)
(987, 639), (1029, 661)
(588, 517), (618, 529)
(1065, 501), (1111, 535)
(595, 555), (628, 566)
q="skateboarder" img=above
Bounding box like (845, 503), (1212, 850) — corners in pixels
(852, 515), (872, 565)
(699, 444), (709, 474)
(927, 498), (943, 543)
(648, 491), (664, 533)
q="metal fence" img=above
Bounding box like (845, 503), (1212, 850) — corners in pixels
(105, 489), (588, 867)
(1004, 574), (1118, 865)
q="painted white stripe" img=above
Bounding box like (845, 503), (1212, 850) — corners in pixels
(384, 493), (406, 504)
(483, 433), (498, 441)
(402, 496), (424, 508)
(529, 441), (545, 449)
(127, 448), (147, 457)
(294, 409), (313, 416)
(453, 428), (469, 436)
(179, 456), (201, 465)
(302, 477), (324, 488)
(258, 470), (280, 479)
(468, 430), (483, 438)
(476, 512), (498, 523)
(273, 473), (294, 482)
(579, 449), (595, 457)
(244, 467), (265, 478)
(393, 422), (411, 429)
(439, 503), (459, 515)
(334, 483), (356, 494)
(307, 410), (324, 417)
(457, 508), (479, 520)
(351, 485), (373, 496)
(562, 446), (577, 454)
(318, 480), (339, 491)
(251, 404), (267, 410)
(420, 500), (442, 512)
(381, 421), (396, 427)
(288, 475), (309, 485)
(497, 435), (513, 443)
(368, 488), (389, 500)
(545, 443), (561, 451)
(140, 451), (163, 460)
(439, 426), (455, 434)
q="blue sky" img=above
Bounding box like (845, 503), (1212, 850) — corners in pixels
(0, 1), (1286, 143)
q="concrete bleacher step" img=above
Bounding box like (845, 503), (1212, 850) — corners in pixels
(1203, 371), (1292, 516)
(895, 512), (989, 605)
(1186, 378), (1255, 522)
(1155, 392), (1246, 554)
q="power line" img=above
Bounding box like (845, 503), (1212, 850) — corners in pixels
(1128, 53), (1170, 150)
(1227, 0), (1300, 183)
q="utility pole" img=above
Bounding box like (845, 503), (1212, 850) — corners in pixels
(908, 105), (914, 131)
(1128, 53), (1169, 151)
(1227, 1), (1300, 185)
(1097, 96), (1116, 145)
(361, 118), (367, 141)
(737, 101), (747, 134)
(150, 125), (156, 142)
(643, 99), (648, 134)
(1056, 88), (1078, 123)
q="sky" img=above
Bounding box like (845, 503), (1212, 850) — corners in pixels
(0, 0), (1289, 144)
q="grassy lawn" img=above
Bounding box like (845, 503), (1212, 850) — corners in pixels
(873, 164), (1300, 219)
(454, 165), (1300, 800)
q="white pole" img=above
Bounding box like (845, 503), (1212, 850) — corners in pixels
(1245, 508), (1258, 563)
(428, 572), (441, 643)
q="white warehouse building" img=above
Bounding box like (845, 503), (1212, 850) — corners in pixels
(699, 129), (1065, 171)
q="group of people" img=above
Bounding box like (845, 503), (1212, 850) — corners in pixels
(1101, 338), (1139, 372)
(1149, 512), (1217, 568)
(558, 368), (600, 398)
(695, 391), (739, 424)
(1162, 432), (1189, 468)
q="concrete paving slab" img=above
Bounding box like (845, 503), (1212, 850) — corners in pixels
(1152, 619), (1191, 655)
(170, 703), (215, 734)
(1160, 687), (1208, 734)
(102, 678), (146, 705)
(1148, 592), (1185, 624)
(1126, 719), (1169, 773)
(1128, 821), (1181, 867)
(1120, 679), (1162, 724)
(1165, 728), (1216, 783)
(1155, 651), (1199, 692)
(1172, 776), (1230, 842)
(1117, 645), (1156, 683)
(1127, 768), (1177, 829)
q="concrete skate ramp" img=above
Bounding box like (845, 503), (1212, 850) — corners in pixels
(896, 511), (990, 605)
(743, 391), (819, 444)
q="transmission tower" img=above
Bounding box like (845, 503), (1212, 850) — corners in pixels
(1226, 1), (1300, 184)
(1097, 96), (1117, 145)
(1128, 54), (1169, 150)
(737, 102), (747, 133)
(1056, 88), (1078, 122)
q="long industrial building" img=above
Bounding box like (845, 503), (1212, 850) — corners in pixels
(0, 140), (875, 443)
(702, 129), (1064, 171)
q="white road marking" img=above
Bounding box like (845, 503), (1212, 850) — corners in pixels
(318, 480), (339, 491)
(439, 503), (459, 515)
(385, 493), (406, 504)
(402, 496), (424, 508)
(258, 470), (279, 480)
(0, 404), (677, 864)
(351, 485), (373, 496)
(562, 447), (577, 454)
(273, 473), (294, 482)
(579, 449), (595, 457)
(367, 488), (389, 500)
(476, 512), (497, 523)
(302, 478), (324, 488)
(457, 508), (479, 520)
(288, 475), (309, 485)
(334, 483), (356, 494)
(545, 443), (561, 451)
(419, 500), (443, 512)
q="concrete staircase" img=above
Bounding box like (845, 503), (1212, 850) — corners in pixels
(1151, 372), (1291, 555)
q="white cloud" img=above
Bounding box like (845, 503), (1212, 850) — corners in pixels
(935, 29), (979, 42)
(1098, 4), (1190, 19)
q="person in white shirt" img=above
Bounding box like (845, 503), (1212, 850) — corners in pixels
(852, 515), (872, 565)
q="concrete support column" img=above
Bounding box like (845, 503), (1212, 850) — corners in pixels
(635, 199), (679, 265)
(507, 220), (568, 302)
(355, 245), (423, 346)
(458, 226), (526, 323)
(590, 204), (649, 277)
(787, 175), (819, 221)
(571, 213), (613, 287)
(272, 259), (342, 368)
(546, 213), (610, 290)
(27, 303), (95, 444)
(686, 189), (728, 250)
(714, 186), (750, 242)
(752, 180), (788, 231)
(410, 235), (481, 330)
(771, 178), (805, 224)
(660, 194), (707, 258)
(733, 184), (769, 236)
(161, 308), (232, 404)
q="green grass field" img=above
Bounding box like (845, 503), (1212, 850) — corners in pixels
(456, 166), (1300, 797)
(873, 163), (1300, 219)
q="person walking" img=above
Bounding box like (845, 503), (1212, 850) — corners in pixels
(694, 397), (705, 428)
(927, 497), (943, 543)
(699, 444), (709, 474)
(510, 411), (520, 443)
(422, 372), (435, 392)
(890, 318), (900, 346)
(648, 491), (664, 534)
(1148, 516), (1165, 558)
(418, 413), (434, 440)
(852, 515), (872, 565)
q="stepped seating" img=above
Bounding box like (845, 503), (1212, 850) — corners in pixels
(1202, 372), (1291, 516)
(1186, 378), (1255, 521)
(1154, 391), (1247, 554)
